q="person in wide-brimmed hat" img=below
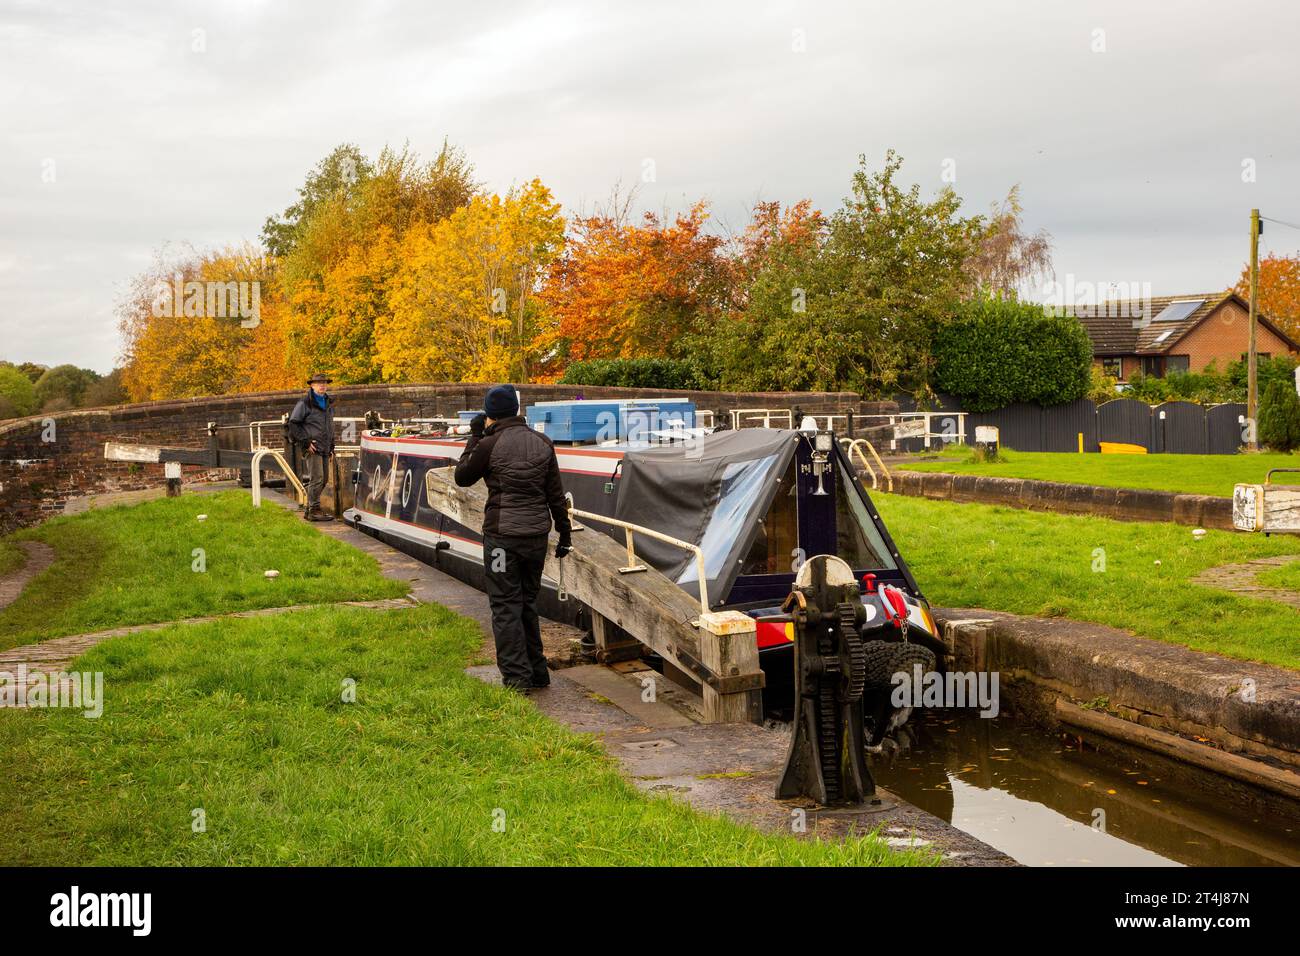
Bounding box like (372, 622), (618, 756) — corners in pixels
(287, 374), (336, 521)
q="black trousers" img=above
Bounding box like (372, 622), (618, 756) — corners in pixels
(481, 533), (550, 689)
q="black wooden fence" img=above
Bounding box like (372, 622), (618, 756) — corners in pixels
(891, 395), (1248, 454)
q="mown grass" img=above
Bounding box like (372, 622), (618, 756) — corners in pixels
(875, 493), (1300, 669)
(0, 491), (406, 651)
(1257, 559), (1300, 592)
(0, 540), (24, 578)
(903, 447), (1299, 498)
(0, 604), (930, 866)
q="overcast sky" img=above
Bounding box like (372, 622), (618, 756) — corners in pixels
(2, 0), (1298, 372)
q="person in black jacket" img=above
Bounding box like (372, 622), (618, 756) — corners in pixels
(287, 373), (336, 522)
(455, 385), (572, 692)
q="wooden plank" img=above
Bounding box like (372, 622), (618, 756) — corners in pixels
(425, 466), (765, 721)
(591, 611), (641, 664)
(103, 442), (161, 463)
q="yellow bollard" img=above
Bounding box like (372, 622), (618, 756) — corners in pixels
(1078, 431), (1084, 453)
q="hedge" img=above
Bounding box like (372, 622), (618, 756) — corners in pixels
(1259, 379), (1300, 452)
(933, 297), (1093, 412)
(558, 358), (705, 390)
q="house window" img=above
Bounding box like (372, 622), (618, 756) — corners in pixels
(1166, 355), (1190, 374)
(1241, 353), (1271, 362)
(1101, 357), (1123, 379)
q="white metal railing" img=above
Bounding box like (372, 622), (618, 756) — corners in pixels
(247, 415), (371, 452)
(856, 411), (967, 451)
(250, 449), (307, 507)
(801, 413), (850, 432)
(695, 409), (715, 429)
(566, 505), (710, 618)
(840, 437), (892, 491)
(730, 408), (794, 430)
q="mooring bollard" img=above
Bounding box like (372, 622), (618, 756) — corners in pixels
(165, 460), (182, 497)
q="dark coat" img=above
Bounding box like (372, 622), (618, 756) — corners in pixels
(287, 390), (336, 455)
(454, 416), (572, 538)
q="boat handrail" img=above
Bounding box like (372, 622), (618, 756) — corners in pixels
(566, 506), (710, 618)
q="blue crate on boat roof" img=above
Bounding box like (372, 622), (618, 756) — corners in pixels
(525, 398), (695, 443)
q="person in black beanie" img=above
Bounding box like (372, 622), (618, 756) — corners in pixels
(455, 385), (573, 692)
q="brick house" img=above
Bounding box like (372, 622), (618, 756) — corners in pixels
(1069, 292), (1299, 383)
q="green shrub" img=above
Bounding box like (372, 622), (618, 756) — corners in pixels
(1227, 354), (1298, 396)
(0, 365), (38, 419)
(1125, 368), (1239, 405)
(33, 364), (99, 410)
(558, 358), (705, 390)
(1258, 380), (1300, 452)
(933, 295), (1092, 412)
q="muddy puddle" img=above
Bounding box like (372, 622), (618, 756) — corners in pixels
(869, 710), (1300, 866)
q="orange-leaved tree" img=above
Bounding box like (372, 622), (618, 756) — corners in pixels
(538, 199), (733, 373)
(1235, 252), (1300, 341)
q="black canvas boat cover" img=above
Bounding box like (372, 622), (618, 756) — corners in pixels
(613, 428), (798, 606)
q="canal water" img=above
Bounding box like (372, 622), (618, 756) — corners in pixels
(869, 710), (1300, 866)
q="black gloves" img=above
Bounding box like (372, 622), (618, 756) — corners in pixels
(469, 413), (487, 437)
(555, 532), (572, 559)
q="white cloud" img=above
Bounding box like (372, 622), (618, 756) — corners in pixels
(1, 0), (1298, 370)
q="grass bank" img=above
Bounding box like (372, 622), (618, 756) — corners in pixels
(0, 491), (406, 650)
(0, 603), (928, 866)
(902, 448), (1298, 498)
(1258, 560), (1300, 592)
(875, 493), (1300, 669)
(0, 541), (24, 579)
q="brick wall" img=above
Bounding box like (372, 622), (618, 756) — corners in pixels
(1177, 299), (1295, 372)
(0, 382), (894, 534)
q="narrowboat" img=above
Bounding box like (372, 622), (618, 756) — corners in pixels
(344, 397), (944, 711)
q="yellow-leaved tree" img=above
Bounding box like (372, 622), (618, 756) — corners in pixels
(276, 143), (479, 383)
(378, 179), (565, 383)
(119, 243), (271, 401)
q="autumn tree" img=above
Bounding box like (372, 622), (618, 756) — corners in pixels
(700, 199), (828, 389)
(378, 179), (565, 383)
(963, 185), (1053, 297)
(82, 368), (129, 407)
(1235, 252), (1300, 341)
(118, 243), (269, 401)
(262, 144), (373, 259)
(710, 152), (980, 396)
(277, 141), (479, 382)
(540, 195), (733, 371)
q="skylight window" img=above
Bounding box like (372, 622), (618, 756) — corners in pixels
(1152, 299), (1204, 323)
(1153, 327), (1176, 343)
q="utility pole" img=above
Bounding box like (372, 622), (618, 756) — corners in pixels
(1247, 208), (1261, 450)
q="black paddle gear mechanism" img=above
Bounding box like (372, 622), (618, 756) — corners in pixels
(776, 555), (874, 806)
